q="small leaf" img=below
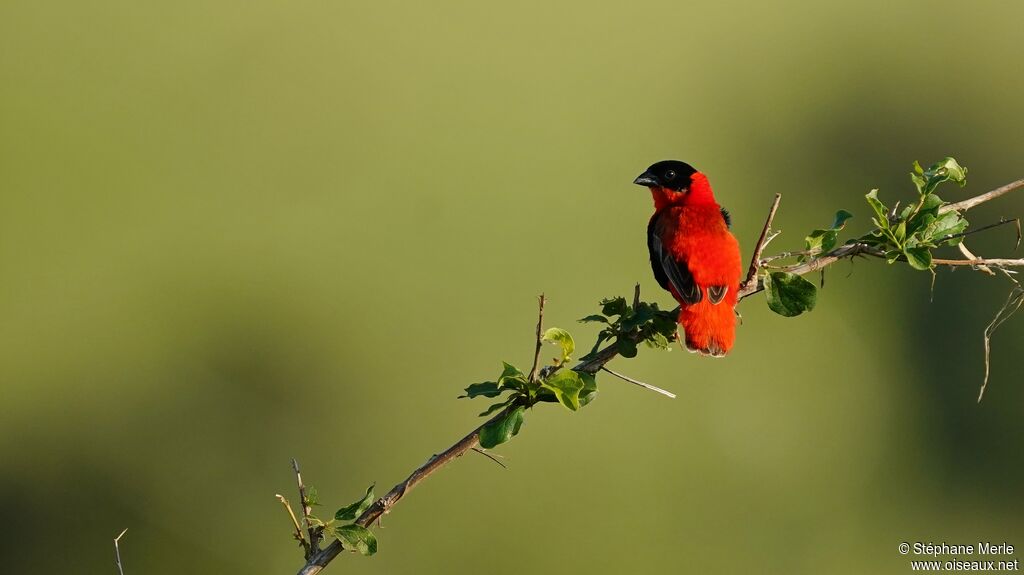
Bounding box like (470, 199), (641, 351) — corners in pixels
(865, 189), (889, 229)
(615, 337), (638, 358)
(335, 484), (376, 521)
(577, 372), (598, 408)
(335, 524), (378, 556)
(458, 381), (504, 399)
(498, 362), (528, 390)
(478, 395), (518, 417)
(499, 362), (525, 381)
(479, 406), (525, 449)
(764, 271), (817, 317)
(620, 302), (656, 331)
(306, 486), (321, 507)
(651, 310), (678, 337)
(541, 370), (585, 411)
(542, 327), (575, 363)
(830, 210), (854, 230)
(923, 211), (968, 244)
(600, 297), (629, 317)
(578, 314), (608, 323)
(804, 229), (838, 256)
(643, 331), (671, 350)
(920, 157), (967, 195)
(893, 221), (907, 246)
(903, 246), (933, 270)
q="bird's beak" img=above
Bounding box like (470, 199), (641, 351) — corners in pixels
(633, 171), (659, 188)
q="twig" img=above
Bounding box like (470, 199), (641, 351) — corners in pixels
(742, 193), (782, 293)
(633, 283), (641, 309)
(292, 459), (319, 558)
(980, 273), (1024, 402)
(114, 528), (127, 575)
(276, 494), (309, 554)
(600, 366), (676, 399)
(931, 258), (1024, 267)
(940, 179), (1024, 214)
(933, 217), (1020, 245)
(471, 447), (507, 469)
(528, 294), (546, 383)
(958, 243), (994, 276)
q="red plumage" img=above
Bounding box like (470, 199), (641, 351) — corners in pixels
(636, 163), (742, 356)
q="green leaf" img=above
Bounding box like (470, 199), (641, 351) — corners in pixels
(615, 337), (638, 358)
(458, 381), (504, 399)
(479, 406), (525, 449)
(651, 310), (678, 337)
(831, 209), (854, 230)
(804, 229), (838, 255)
(306, 486), (321, 507)
(577, 371), (598, 408)
(498, 362), (528, 390)
(578, 314), (608, 323)
(923, 211), (968, 244)
(865, 189), (889, 229)
(764, 272), (817, 317)
(335, 484), (376, 521)
(643, 331), (671, 350)
(893, 220), (907, 246)
(499, 362), (524, 381)
(918, 157), (967, 195)
(541, 370), (585, 411)
(903, 246), (933, 270)
(335, 524), (378, 556)
(600, 297), (628, 317)
(621, 302), (657, 331)
(542, 327), (575, 364)
(478, 395), (518, 417)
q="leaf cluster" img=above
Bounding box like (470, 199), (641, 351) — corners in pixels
(305, 484), (379, 557)
(579, 297), (679, 359)
(762, 157), (971, 317)
(858, 157), (968, 270)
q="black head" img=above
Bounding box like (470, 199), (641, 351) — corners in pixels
(633, 160), (698, 191)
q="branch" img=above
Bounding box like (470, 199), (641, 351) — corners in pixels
(292, 175), (1024, 574)
(738, 242), (883, 299)
(932, 258), (1024, 267)
(742, 193), (782, 293)
(940, 179), (1024, 214)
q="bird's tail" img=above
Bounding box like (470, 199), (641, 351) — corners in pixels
(679, 299), (736, 357)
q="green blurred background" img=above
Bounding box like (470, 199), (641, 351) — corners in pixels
(2, 1), (1022, 573)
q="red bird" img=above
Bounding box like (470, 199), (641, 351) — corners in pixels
(633, 161), (742, 357)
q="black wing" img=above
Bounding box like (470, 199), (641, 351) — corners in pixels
(647, 212), (702, 305)
(720, 207), (732, 229)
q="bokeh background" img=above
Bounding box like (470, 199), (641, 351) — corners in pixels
(2, 1), (1023, 573)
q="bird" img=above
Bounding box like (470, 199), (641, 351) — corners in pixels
(633, 160), (742, 357)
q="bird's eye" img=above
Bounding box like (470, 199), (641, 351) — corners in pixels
(665, 170), (676, 181)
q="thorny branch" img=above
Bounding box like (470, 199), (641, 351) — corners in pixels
(293, 177), (1023, 575)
